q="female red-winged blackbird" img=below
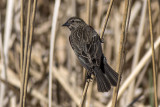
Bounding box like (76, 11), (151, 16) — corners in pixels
(63, 17), (119, 92)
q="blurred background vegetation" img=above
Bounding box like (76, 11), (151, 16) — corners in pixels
(0, 0), (159, 107)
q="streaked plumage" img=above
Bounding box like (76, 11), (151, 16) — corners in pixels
(63, 17), (119, 92)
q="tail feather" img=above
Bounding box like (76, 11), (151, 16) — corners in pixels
(104, 63), (118, 86)
(102, 56), (119, 86)
(94, 67), (111, 92)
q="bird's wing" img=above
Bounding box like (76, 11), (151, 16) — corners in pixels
(82, 26), (103, 66)
(69, 26), (103, 69)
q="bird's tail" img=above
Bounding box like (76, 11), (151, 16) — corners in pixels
(93, 56), (119, 92)
(93, 67), (111, 92)
(102, 56), (119, 86)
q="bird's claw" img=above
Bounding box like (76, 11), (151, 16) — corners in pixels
(86, 78), (93, 83)
(86, 73), (93, 83)
(100, 38), (104, 43)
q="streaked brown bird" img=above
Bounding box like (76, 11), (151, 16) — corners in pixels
(63, 17), (119, 92)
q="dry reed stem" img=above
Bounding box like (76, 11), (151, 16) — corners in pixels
(80, 0), (91, 106)
(20, 0), (31, 105)
(86, 75), (95, 107)
(107, 37), (160, 107)
(100, 0), (114, 39)
(111, 0), (129, 106)
(125, 0), (132, 33)
(86, 81), (93, 107)
(80, 81), (90, 107)
(0, 0), (14, 106)
(127, 0), (147, 104)
(82, 0), (115, 105)
(20, 0), (24, 85)
(22, 0), (37, 106)
(82, 68), (86, 86)
(0, 14), (6, 107)
(86, 0), (94, 107)
(82, 0), (91, 85)
(3, 0), (14, 59)
(20, 0), (37, 106)
(49, 0), (61, 106)
(147, 0), (158, 106)
(87, 0), (91, 25)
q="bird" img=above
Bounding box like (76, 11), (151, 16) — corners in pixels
(62, 17), (119, 92)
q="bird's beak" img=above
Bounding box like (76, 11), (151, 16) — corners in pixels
(62, 22), (70, 26)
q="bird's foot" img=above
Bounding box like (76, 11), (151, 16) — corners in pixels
(86, 73), (93, 82)
(100, 38), (104, 43)
(86, 78), (93, 83)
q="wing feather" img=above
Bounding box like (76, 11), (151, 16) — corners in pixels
(69, 26), (103, 70)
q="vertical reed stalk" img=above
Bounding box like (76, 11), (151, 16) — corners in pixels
(80, 0), (92, 106)
(49, 0), (61, 107)
(0, 14), (6, 107)
(20, 0), (31, 106)
(20, 0), (37, 106)
(79, 81), (90, 107)
(86, 0), (94, 107)
(0, 0), (14, 106)
(147, 0), (158, 106)
(20, 0), (24, 90)
(111, 0), (129, 106)
(100, 0), (114, 39)
(23, 0), (37, 106)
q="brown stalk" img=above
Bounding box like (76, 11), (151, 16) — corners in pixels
(20, 0), (37, 106)
(111, 0), (129, 107)
(23, 0), (37, 106)
(100, 0), (114, 39)
(86, 0), (94, 107)
(80, 81), (90, 107)
(87, 0), (91, 25)
(147, 0), (158, 106)
(82, 68), (86, 86)
(81, 0), (115, 106)
(20, 0), (31, 106)
(80, 0), (91, 106)
(20, 0), (24, 91)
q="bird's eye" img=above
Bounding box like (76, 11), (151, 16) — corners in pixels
(71, 20), (74, 22)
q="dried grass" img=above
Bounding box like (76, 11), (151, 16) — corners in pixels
(0, 0), (159, 107)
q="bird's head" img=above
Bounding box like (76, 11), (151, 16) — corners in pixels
(62, 17), (86, 31)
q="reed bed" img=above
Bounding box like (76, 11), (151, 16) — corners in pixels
(0, 0), (159, 107)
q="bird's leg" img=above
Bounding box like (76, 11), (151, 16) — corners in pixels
(86, 72), (93, 82)
(99, 36), (104, 43)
